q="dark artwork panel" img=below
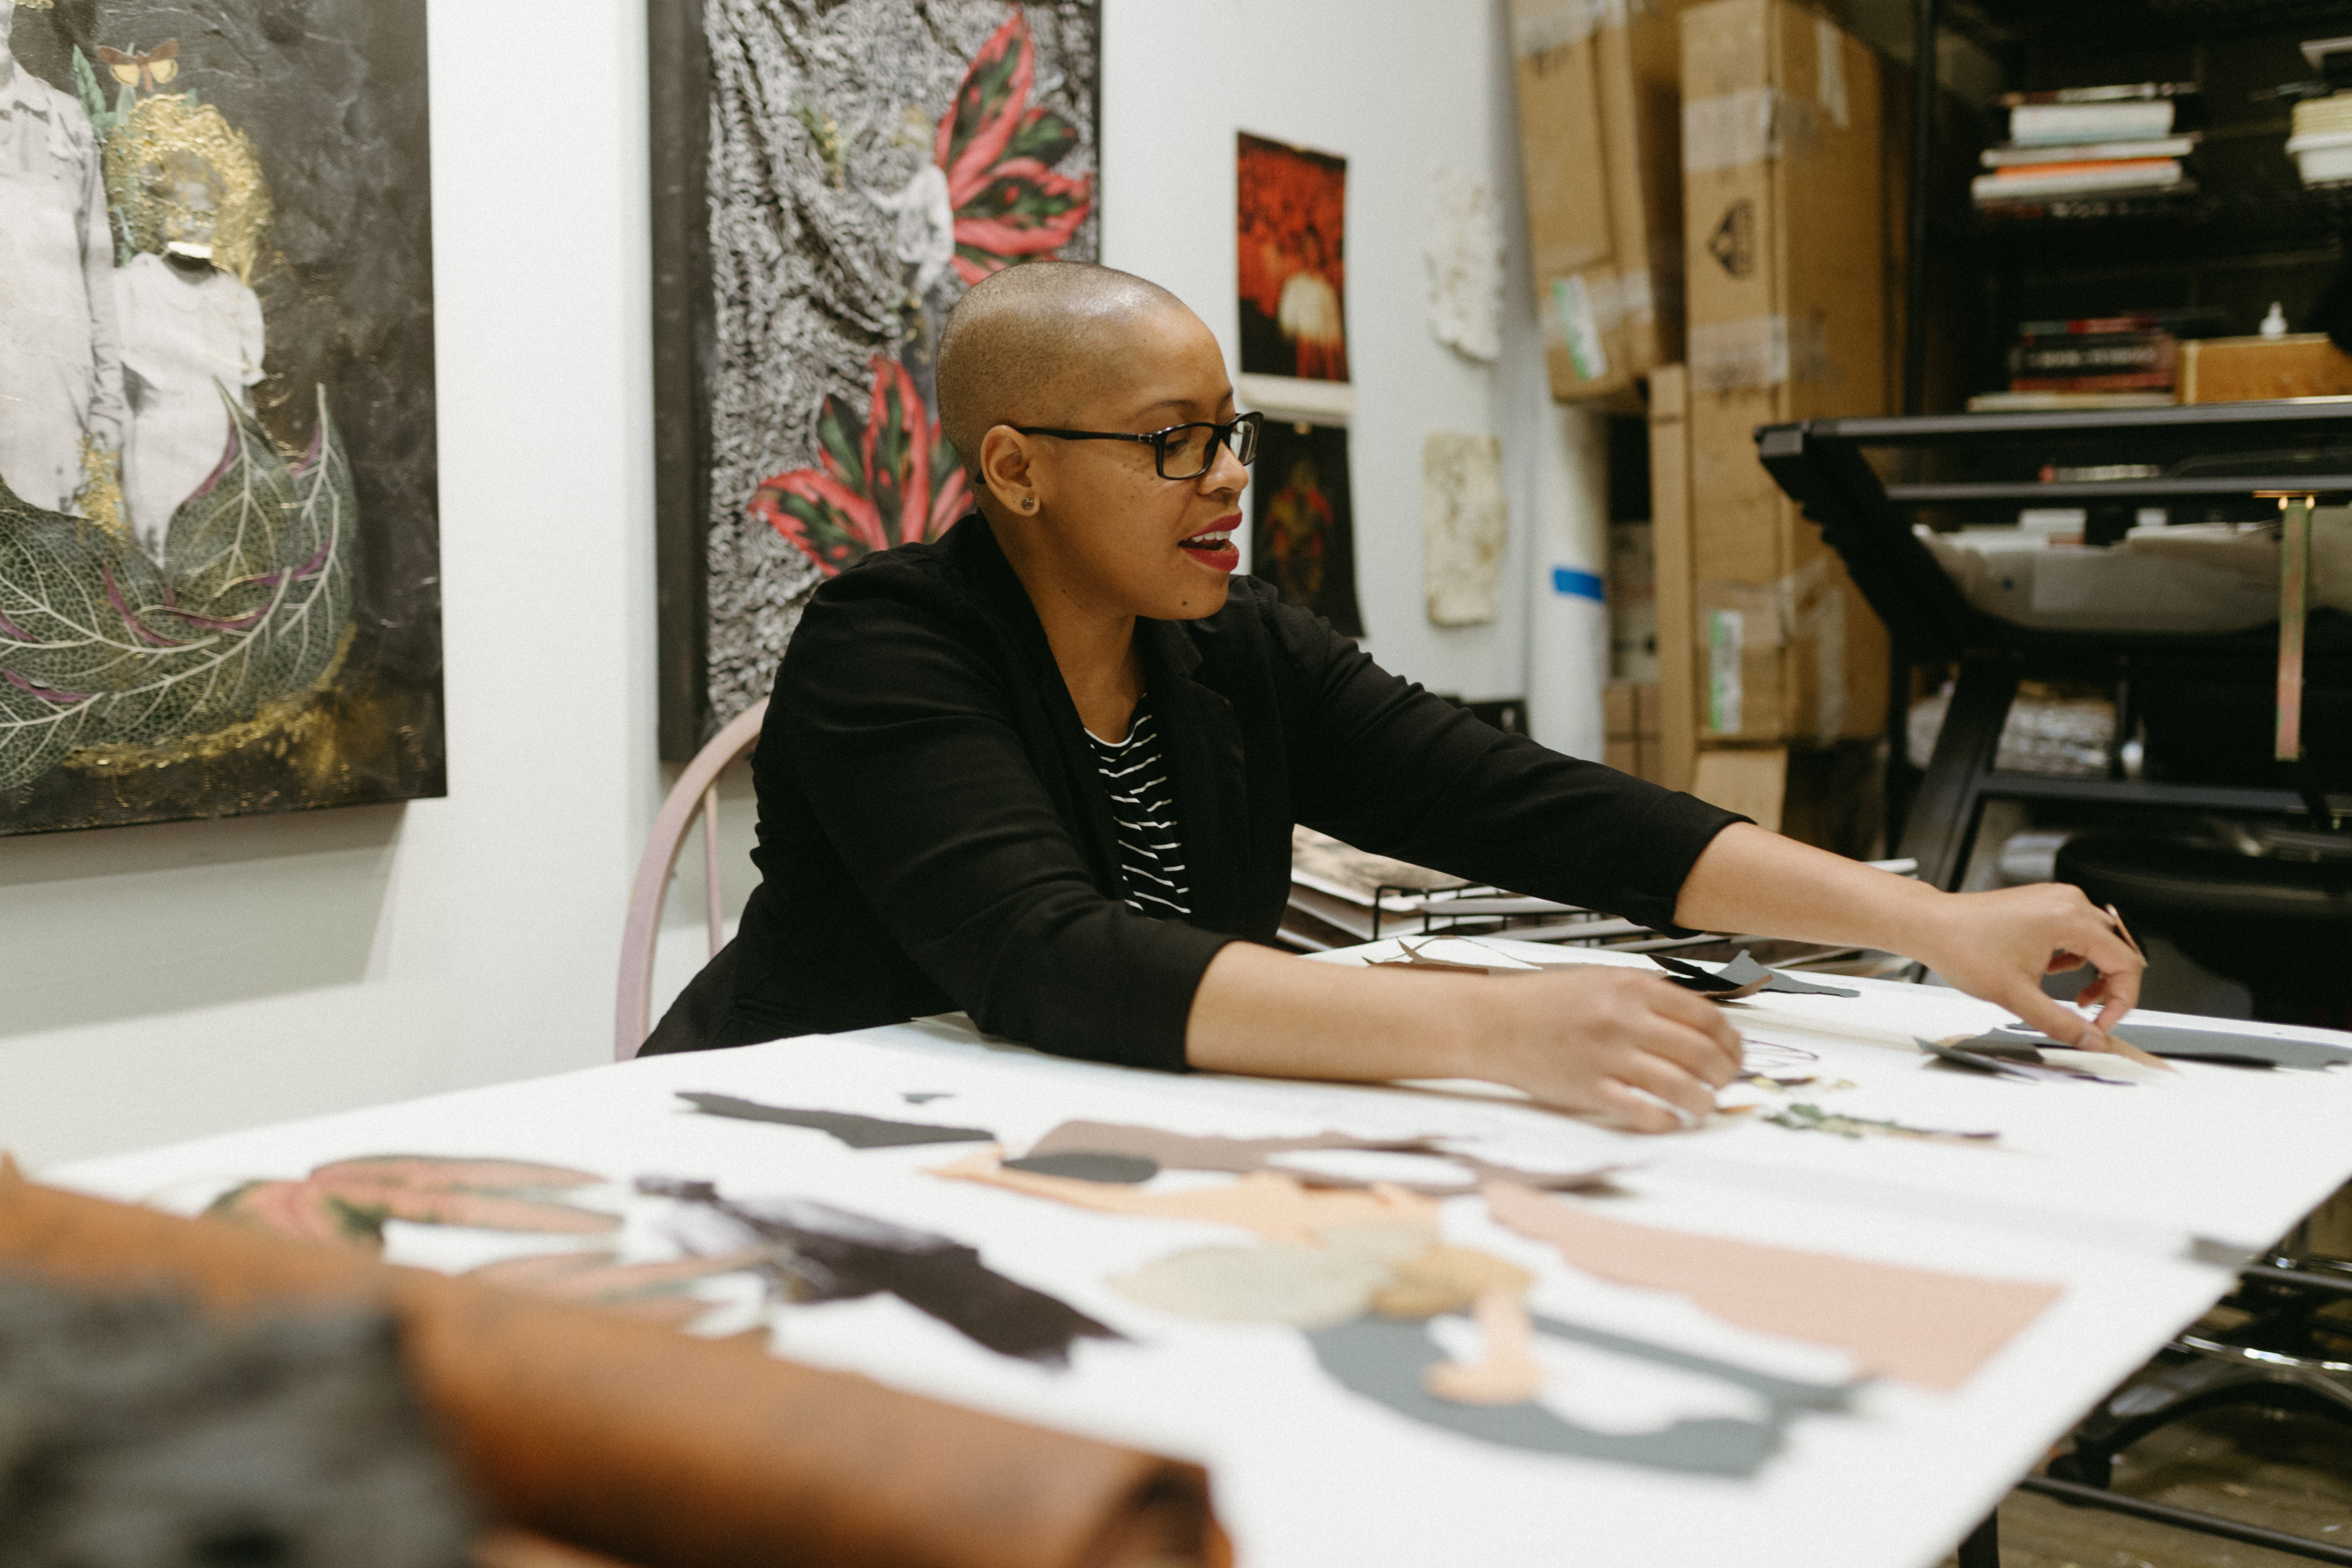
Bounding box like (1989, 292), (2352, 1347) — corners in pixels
(1250, 420), (1363, 638)
(651, 0), (1101, 759)
(0, 0), (442, 836)
(1237, 131), (1348, 384)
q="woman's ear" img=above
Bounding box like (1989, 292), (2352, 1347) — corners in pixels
(977, 425), (1038, 514)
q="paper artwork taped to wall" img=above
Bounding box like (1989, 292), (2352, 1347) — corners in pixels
(1425, 166), (1503, 363)
(1237, 132), (1350, 392)
(1250, 420), (1364, 637)
(1421, 432), (1507, 626)
(650, 1), (1100, 758)
(0, 0), (442, 835)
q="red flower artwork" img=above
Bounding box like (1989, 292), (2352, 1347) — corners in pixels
(937, 10), (1093, 283)
(748, 355), (972, 577)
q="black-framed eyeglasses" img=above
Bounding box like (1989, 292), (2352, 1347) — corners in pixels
(1012, 410), (1261, 481)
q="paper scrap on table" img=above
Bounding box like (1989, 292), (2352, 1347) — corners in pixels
(205, 1155), (618, 1253)
(1485, 1182), (2060, 1392)
(1022, 1119), (1615, 1195)
(1984, 1024), (2352, 1072)
(642, 1176), (1122, 1369)
(677, 1092), (994, 1147)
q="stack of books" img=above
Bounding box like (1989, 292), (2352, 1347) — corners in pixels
(1968, 311), (2221, 412)
(1974, 83), (2199, 220)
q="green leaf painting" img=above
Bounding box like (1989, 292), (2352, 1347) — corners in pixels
(0, 385), (355, 793)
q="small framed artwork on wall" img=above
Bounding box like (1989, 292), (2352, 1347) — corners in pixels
(1236, 131), (1354, 424)
(0, 0), (444, 836)
(649, 0), (1102, 759)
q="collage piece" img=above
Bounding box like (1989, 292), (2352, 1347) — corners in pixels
(1485, 1182), (2061, 1393)
(640, 1176), (1122, 1369)
(677, 1092), (994, 1147)
(1019, 1118), (1617, 1195)
(932, 1152), (1857, 1476)
(1917, 1038), (2135, 1086)
(1760, 1102), (1999, 1145)
(205, 1155), (620, 1253)
(197, 1153), (761, 1322)
(1972, 1025), (2352, 1072)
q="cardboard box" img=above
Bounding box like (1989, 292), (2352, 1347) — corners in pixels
(1678, 0), (1890, 746)
(2179, 334), (2352, 404)
(1604, 680), (1663, 781)
(1508, 0), (1698, 406)
(1648, 363), (1699, 792)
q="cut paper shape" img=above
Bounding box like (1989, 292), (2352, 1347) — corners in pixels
(1021, 1120), (1613, 1196)
(1373, 1247), (1533, 1321)
(1422, 1286), (1542, 1405)
(466, 1247), (773, 1329)
(640, 1177), (1123, 1369)
(1485, 1182), (2062, 1392)
(205, 1155), (617, 1254)
(933, 1153), (1440, 1246)
(1307, 1312), (1855, 1477)
(900, 1092), (954, 1104)
(1762, 1102), (1997, 1145)
(1715, 952), (1862, 998)
(1651, 953), (1770, 999)
(1001, 1152), (1159, 1184)
(1112, 1244), (1394, 1329)
(1920, 1038), (2133, 1086)
(677, 1092), (993, 1147)
(1983, 1024), (2352, 1072)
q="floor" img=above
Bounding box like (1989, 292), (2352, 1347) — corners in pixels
(1936, 1403), (2352, 1568)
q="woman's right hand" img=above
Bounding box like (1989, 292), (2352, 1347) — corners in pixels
(1471, 966), (1745, 1132)
(1185, 944), (1747, 1134)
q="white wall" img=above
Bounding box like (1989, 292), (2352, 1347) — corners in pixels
(0, 0), (1610, 1171)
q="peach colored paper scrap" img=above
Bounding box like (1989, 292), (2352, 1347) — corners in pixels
(1483, 1182), (2061, 1392)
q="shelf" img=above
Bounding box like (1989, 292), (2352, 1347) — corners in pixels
(1954, 0), (2352, 47)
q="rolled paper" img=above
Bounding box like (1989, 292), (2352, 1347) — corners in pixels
(0, 1161), (1228, 1568)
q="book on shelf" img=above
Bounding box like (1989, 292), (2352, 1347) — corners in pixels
(2009, 99), (2178, 145)
(1981, 135), (2197, 168)
(1965, 390), (2176, 412)
(2016, 311), (2223, 337)
(1975, 190), (2200, 222)
(1972, 159), (2185, 202)
(2009, 334), (2177, 388)
(1998, 82), (2197, 106)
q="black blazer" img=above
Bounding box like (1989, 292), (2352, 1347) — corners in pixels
(646, 516), (1743, 1070)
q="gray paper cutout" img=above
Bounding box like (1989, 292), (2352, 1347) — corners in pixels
(1922, 1038), (2132, 1085)
(1002, 1152), (1160, 1183)
(1305, 1312), (1857, 1477)
(900, 1092), (954, 1104)
(677, 1092), (993, 1146)
(1987, 1024), (2352, 1072)
(1718, 952), (1862, 998)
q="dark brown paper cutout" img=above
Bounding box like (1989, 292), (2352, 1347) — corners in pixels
(677, 1093), (993, 1147)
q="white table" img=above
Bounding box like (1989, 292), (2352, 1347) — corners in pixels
(51, 938), (2352, 1568)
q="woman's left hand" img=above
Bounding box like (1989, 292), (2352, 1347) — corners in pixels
(1895, 882), (2153, 1060)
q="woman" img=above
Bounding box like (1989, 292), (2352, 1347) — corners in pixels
(648, 262), (2146, 1133)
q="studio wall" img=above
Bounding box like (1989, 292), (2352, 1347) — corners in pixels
(1, 0), (1611, 1170)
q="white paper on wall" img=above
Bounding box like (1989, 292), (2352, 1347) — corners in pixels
(1423, 432), (1509, 626)
(1424, 166), (1504, 363)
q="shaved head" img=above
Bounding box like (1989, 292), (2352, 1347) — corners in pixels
(936, 262), (1188, 478)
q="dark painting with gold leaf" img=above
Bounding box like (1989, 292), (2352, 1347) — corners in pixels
(0, 0), (441, 836)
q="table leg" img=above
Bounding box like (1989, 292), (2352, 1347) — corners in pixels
(1899, 658), (2019, 891)
(1957, 1509), (2000, 1568)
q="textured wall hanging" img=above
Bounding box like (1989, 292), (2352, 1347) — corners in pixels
(1421, 431), (1507, 626)
(1424, 165), (1503, 364)
(0, 0), (441, 835)
(650, 0), (1101, 757)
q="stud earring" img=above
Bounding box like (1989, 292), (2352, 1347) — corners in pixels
(1022, 496), (1038, 512)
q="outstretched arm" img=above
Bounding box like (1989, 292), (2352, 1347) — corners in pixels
(1672, 823), (2147, 1051)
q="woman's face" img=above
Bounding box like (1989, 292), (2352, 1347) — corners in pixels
(995, 304), (1250, 623)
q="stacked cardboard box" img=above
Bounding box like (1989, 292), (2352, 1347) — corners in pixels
(1507, 0), (1701, 407)
(1603, 681), (1663, 782)
(1674, 0), (1890, 761)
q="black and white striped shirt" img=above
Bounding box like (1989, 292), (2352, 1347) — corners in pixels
(1082, 703), (1191, 919)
